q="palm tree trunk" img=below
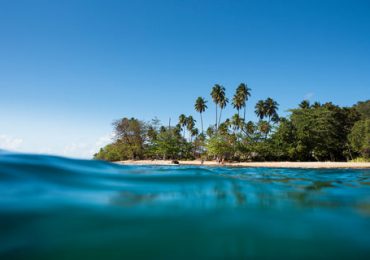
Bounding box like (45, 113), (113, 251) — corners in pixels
(218, 107), (223, 127)
(243, 107), (246, 122)
(200, 112), (204, 134)
(215, 106), (218, 130)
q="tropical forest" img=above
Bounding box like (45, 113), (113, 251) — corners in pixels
(94, 84), (370, 162)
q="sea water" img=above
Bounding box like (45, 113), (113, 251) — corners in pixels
(0, 151), (370, 259)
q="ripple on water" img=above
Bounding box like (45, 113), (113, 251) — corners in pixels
(1, 152), (370, 259)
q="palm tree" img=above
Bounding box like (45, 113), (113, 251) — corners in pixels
(299, 100), (310, 109)
(236, 83), (251, 121)
(211, 84), (222, 129)
(218, 121), (229, 136)
(245, 121), (255, 136)
(186, 116), (196, 141)
(312, 102), (321, 108)
(194, 97), (208, 134)
(190, 128), (199, 142)
(232, 94), (243, 117)
(178, 114), (187, 138)
(264, 98), (279, 122)
(255, 100), (266, 120)
(206, 126), (214, 138)
(218, 94), (229, 128)
(174, 124), (182, 136)
(258, 120), (271, 139)
(231, 114), (243, 133)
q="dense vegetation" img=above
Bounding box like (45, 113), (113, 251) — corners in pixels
(94, 84), (369, 162)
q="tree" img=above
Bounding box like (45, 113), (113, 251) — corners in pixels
(186, 116), (196, 141)
(206, 126), (215, 138)
(191, 128), (199, 142)
(113, 117), (147, 159)
(299, 100), (310, 109)
(206, 134), (234, 161)
(287, 104), (358, 161)
(269, 117), (296, 161)
(211, 84), (222, 130)
(194, 97), (208, 134)
(153, 130), (183, 160)
(348, 119), (370, 159)
(264, 98), (279, 122)
(243, 121), (256, 137)
(211, 84), (227, 129)
(231, 114), (243, 132)
(232, 93), (243, 117)
(353, 100), (370, 119)
(258, 120), (271, 139)
(255, 100), (266, 120)
(218, 93), (229, 128)
(178, 114), (187, 138)
(94, 143), (127, 161)
(236, 83), (251, 121)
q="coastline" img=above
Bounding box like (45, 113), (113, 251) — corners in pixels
(116, 160), (370, 169)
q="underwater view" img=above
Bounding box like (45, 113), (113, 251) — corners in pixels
(1, 151), (370, 259)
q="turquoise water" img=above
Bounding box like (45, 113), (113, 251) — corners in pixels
(1, 152), (370, 259)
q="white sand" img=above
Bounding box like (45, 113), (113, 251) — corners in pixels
(117, 160), (370, 169)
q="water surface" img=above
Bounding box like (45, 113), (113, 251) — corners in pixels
(1, 152), (370, 259)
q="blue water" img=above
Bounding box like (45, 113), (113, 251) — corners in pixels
(1, 152), (370, 259)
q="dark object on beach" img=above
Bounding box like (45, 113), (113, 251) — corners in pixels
(172, 160), (180, 164)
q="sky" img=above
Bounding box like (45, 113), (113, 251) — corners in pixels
(0, 0), (369, 158)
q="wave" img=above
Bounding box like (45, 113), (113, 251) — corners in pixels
(1, 152), (370, 259)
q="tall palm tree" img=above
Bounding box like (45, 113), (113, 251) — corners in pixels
(194, 97), (208, 134)
(211, 84), (222, 129)
(236, 83), (251, 121)
(232, 94), (243, 117)
(264, 98), (279, 122)
(217, 87), (228, 127)
(186, 116), (196, 141)
(255, 100), (266, 120)
(178, 114), (187, 138)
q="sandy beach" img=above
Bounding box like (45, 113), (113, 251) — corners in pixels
(117, 160), (370, 169)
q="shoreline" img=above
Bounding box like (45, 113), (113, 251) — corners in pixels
(116, 160), (370, 169)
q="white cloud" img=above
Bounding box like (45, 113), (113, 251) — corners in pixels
(61, 133), (114, 159)
(0, 132), (114, 159)
(0, 134), (24, 151)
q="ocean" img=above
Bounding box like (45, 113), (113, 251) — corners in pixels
(1, 151), (370, 259)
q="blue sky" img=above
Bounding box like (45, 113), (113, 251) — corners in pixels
(0, 0), (369, 158)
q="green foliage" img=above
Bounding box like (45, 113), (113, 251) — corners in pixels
(353, 100), (370, 119)
(206, 134), (234, 159)
(94, 83), (368, 163)
(283, 104), (357, 161)
(151, 130), (190, 160)
(113, 117), (147, 159)
(94, 143), (128, 161)
(194, 97), (207, 133)
(348, 119), (370, 159)
(350, 157), (370, 162)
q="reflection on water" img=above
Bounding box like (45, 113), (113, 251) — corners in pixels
(1, 151), (370, 259)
